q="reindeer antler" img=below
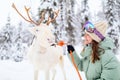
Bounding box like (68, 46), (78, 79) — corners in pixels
(12, 3), (45, 25)
(46, 10), (59, 25)
(12, 3), (31, 22)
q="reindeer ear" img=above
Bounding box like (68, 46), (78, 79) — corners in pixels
(28, 27), (41, 35)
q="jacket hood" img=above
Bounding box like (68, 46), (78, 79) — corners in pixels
(99, 37), (115, 50)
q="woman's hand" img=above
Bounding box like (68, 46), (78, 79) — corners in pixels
(67, 45), (75, 53)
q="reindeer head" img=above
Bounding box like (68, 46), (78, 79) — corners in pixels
(36, 24), (55, 47)
(12, 3), (59, 48)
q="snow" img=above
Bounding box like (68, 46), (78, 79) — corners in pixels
(0, 43), (119, 80)
(0, 55), (86, 80)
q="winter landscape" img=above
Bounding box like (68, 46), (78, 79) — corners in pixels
(0, 0), (120, 80)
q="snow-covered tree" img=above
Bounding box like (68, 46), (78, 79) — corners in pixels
(12, 22), (24, 62)
(67, 0), (91, 45)
(65, 0), (76, 44)
(0, 16), (33, 61)
(103, 0), (120, 53)
(80, 0), (90, 22)
(0, 16), (15, 60)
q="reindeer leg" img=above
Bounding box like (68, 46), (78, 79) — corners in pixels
(59, 56), (67, 80)
(52, 68), (56, 80)
(34, 70), (39, 80)
(45, 69), (50, 80)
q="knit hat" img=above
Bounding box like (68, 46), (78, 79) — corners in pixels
(85, 21), (108, 42)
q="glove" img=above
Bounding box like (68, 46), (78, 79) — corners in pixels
(67, 45), (75, 53)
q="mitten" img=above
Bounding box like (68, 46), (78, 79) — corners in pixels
(67, 45), (75, 53)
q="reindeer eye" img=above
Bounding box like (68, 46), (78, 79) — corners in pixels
(47, 38), (50, 41)
(36, 29), (39, 32)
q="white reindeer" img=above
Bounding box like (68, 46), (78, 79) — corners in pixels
(12, 3), (66, 80)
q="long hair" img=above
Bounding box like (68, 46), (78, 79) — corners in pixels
(91, 40), (100, 63)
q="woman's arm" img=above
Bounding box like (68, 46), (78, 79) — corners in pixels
(68, 51), (84, 71)
(67, 45), (92, 71)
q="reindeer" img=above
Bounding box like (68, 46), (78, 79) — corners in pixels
(12, 3), (67, 80)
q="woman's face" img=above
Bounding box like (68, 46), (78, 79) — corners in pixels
(84, 33), (93, 45)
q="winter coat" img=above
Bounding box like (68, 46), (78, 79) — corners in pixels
(68, 37), (120, 80)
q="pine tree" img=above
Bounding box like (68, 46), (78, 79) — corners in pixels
(12, 22), (24, 62)
(103, 0), (120, 53)
(81, 0), (90, 22)
(65, 0), (76, 44)
(0, 16), (15, 60)
(54, 0), (67, 42)
(68, 0), (90, 45)
(116, 0), (120, 33)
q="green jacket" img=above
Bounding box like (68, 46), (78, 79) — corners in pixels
(68, 37), (120, 80)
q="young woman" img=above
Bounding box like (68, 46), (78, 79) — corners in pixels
(67, 21), (120, 80)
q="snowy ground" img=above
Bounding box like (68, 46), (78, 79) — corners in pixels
(0, 55), (86, 80)
(0, 44), (119, 80)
